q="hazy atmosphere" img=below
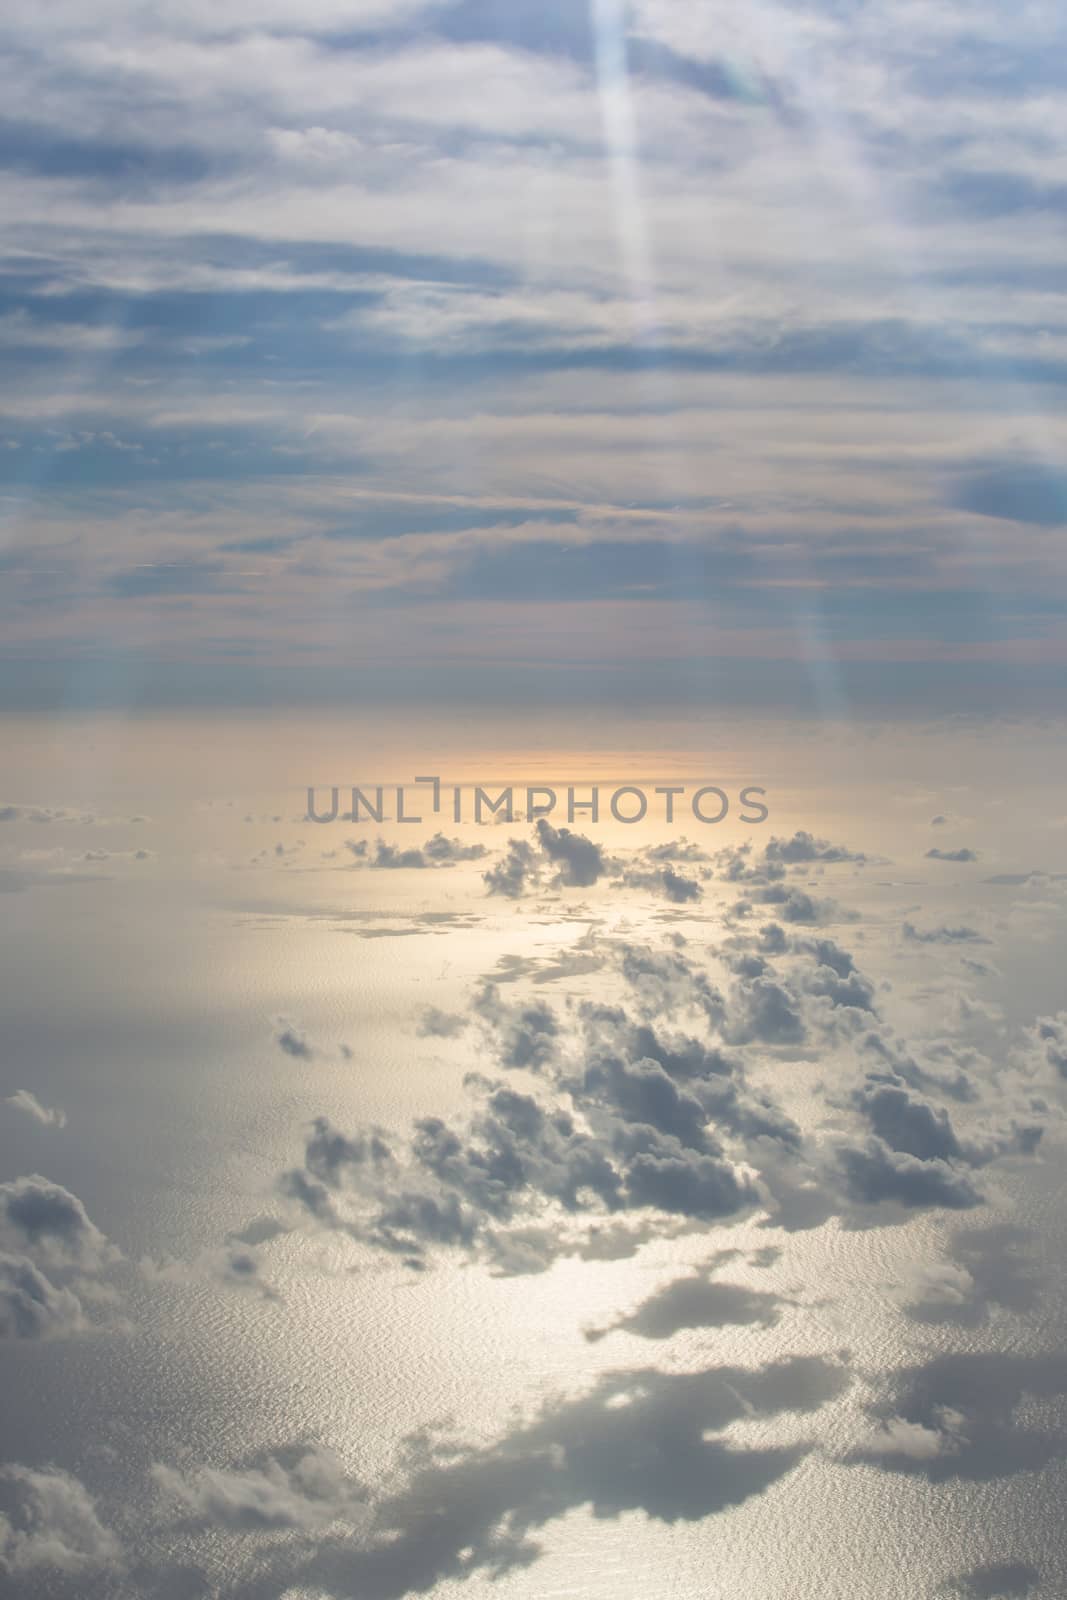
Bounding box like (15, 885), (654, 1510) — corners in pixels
(3, 3), (1067, 1598)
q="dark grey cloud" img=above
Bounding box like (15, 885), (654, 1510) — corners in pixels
(926, 847), (979, 862)
(276, 927), (860, 1268)
(724, 973), (807, 1045)
(856, 1075), (965, 1163)
(0, 1252), (84, 1339)
(794, 937), (878, 1012)
(275, 918), (1046, 1265)
(534, 819), (606, 888)
(472, 984), (560, 1070)
(0, 1175), (115, 1271)
(838, 1137), (982, 1210)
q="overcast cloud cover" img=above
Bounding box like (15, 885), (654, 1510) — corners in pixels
(0, 0), (1066, 710)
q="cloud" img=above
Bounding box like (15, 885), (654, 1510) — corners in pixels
(902, 1225), (1040, 1328)
(4, 1089), (66, 1128)
(483, 821), (616, 898)
(846, 1351), (1067, 1482)
(854, 1075), (965, 1164)
(763, 831), (867, 866)
(0, 1465), (121, 1577)
(160, 1355), (848, 1596)
(903, 922), (991, 944)
(367, 834), (488, 869)
(0, 803), (95, 824)
(926, 847), (979, 862)
(534, 819), (606, 888)
(277, 989), (771, 1271)
(1027, 1012), (1067, 1078)
(153, 1443), (366, 1532)
(0, 1252), (85, 1339)
(0, 1175), (116, 1272)
(423, 832), (488, 862)
(416, 1006), (468, 1038)
(141, 1240), (281, 1302)
(0, 1176), (124, 1340)
(273, 1015), (316, 1060)
(837, 1137), (982, 1210)
(274, 911), (1052, 1266)
(616, 861), (703, 902)
(734, 884), (840, 925)
(483, 837), (539, 898)
(472, 984), (560, 1070)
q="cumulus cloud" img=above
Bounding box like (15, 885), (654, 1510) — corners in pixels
(901, 1225), (1040, 1327)
(734, 884), (840, 925)
(0, 1175), (116, 1272)
(837, 1137), (983, 1211)
(0, 1466), (121, 1576)
(926, 847), (979, 862)
(616, 862), (703, 902)
(153, 1443), (366, 1532)
(416, 1006), (468, 1038)
(273, 909), (1050, 1266)
(846, 1351), (1067, 1482)
(0, 1252), (85, 1339)
(0, 1176), (123, 1339)
(156, 1355), (848, 1597)
(366, 834), (488, 870)
(1028, 1012), (1067, 1078)
(534, 819), (606, 888)
(276, 982), (772, 1271)
(484, 837), (539, 899)
(763, 831), (867, 866)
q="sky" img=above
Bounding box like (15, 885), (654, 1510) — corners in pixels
(5, 4), (1067, 1600)
(0, 0), (1066, 712)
